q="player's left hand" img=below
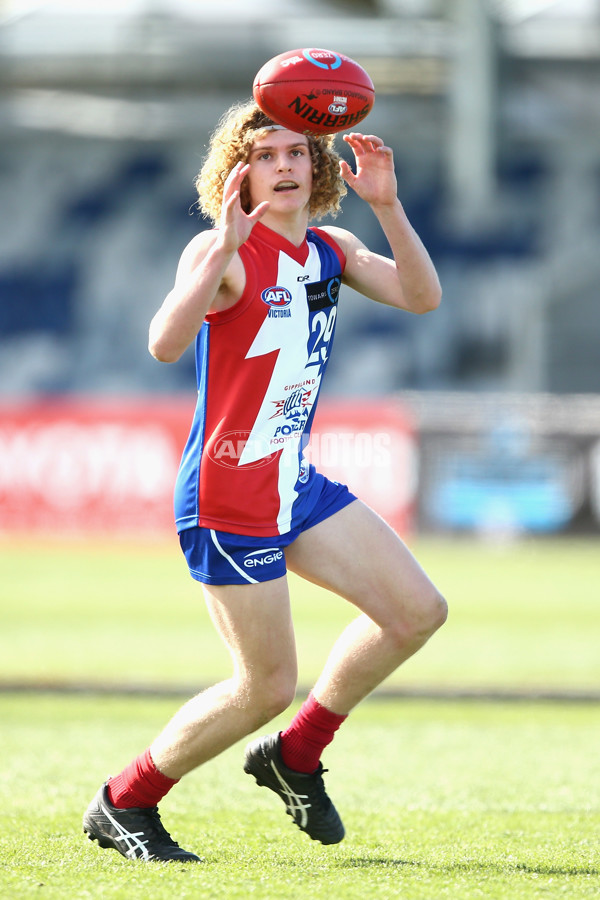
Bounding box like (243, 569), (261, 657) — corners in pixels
(339, 133), (398, 209)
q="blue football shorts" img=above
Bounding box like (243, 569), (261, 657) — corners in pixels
(179, 472), (357, 586)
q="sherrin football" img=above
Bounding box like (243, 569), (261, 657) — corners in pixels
(253, 48), (375, 135)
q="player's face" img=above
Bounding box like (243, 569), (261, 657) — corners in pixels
(246, 130), (313, 214)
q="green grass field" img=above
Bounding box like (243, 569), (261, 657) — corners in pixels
(1, 534), (599, 692)
(1, 535), (599, 898)
(1, 694), (599, 899)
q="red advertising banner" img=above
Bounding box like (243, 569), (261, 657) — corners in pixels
(310, 400), (417, 536)
(0, 398), (416, 536)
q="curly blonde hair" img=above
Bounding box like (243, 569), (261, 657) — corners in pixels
(195, 100), (347, 225)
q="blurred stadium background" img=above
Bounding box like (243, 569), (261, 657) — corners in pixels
(1, 0), (599, 540)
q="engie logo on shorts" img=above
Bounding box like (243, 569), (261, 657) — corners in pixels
(208, 430), (276, 469)
(243, 548), (284, 569)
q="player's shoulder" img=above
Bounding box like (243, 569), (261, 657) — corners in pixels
(314, 224), (364, 256)
(175, 227), (242, 283)
(177, 228), (219, 269)
(172, 229), (245, 311)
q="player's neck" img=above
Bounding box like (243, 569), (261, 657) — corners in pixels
(260, 208), (309, 248)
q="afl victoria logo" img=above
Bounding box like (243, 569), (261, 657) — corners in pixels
(261, 286), (292, 308)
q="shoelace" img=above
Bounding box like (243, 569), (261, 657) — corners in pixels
(305, 769), (333, 810)
(142, 808), (183, 848)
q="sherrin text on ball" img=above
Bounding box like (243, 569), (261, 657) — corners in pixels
(253, 48), (375, 135)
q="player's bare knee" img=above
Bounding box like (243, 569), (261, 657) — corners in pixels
(243, 671), (297, 722)
(264, 679), (297, 719)
(389, 586), (447, 649)
(418, 589), (447, 647)
(424, 586), (448, 632)
(416, 585), (447, 636)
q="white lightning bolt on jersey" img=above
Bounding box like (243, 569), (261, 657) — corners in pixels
(174, 221), (344, 537)
(241, 242), (335, 532)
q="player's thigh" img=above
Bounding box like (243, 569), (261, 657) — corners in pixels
(202, 575), (298, 683)
(285, 500), (445, 629)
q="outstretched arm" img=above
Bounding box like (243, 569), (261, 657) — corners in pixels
(331, 133), (441, 314)
(149, 162), (269, 363)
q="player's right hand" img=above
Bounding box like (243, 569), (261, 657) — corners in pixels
(220, 162), (270, 252)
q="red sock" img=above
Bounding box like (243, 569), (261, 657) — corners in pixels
(107, 748), (179, 809)
(280, 693), (348, 774)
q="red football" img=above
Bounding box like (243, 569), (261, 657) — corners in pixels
(253, 48), (375, 135)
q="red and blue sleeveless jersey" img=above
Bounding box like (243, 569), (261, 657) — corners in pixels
(174, 221), (346, 537)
